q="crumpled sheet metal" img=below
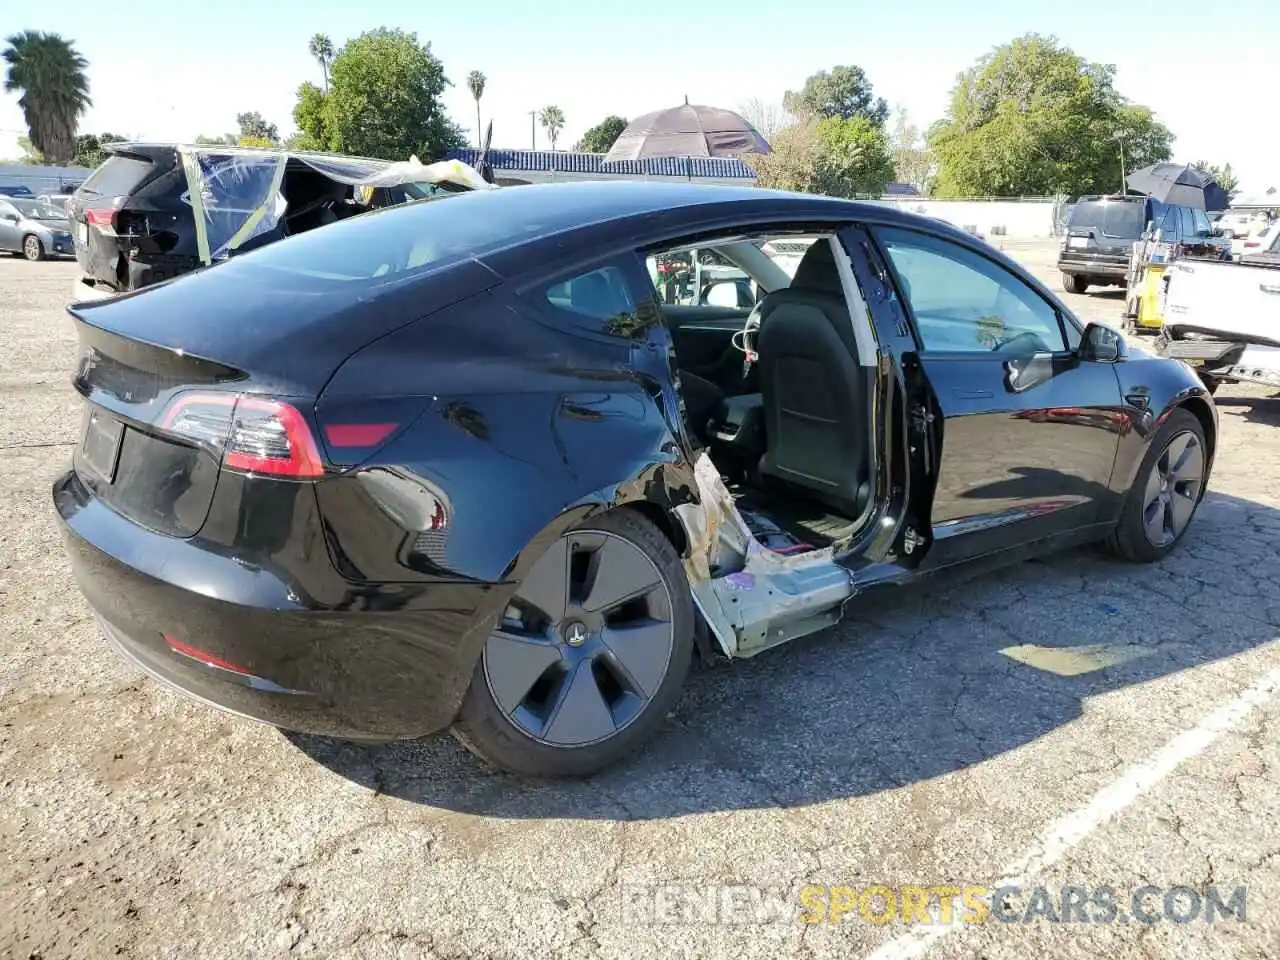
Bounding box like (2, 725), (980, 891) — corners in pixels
(677, 451), (844, 658)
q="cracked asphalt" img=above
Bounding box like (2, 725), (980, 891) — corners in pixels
(2, 248), (1279, 959)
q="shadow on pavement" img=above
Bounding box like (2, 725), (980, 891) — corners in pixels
(1215, 392), (1280, 428)
(289, 489), (1279, 820)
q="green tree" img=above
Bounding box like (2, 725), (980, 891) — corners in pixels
(294, 28), (463, 161)
(539, 105), (566, 151)
(813, 116), (895, 197)
(1193, 160), (1238, 193)
(748, 121), (821, 193)
(466, 70), (486, 147)
(309, 33), (334, 93)
(783, 65), (888, 128)
(72, 131), (127, 169)
(576, 115), (628, 153)
(236, 111), (279, 144)
(194, 133), (238, 146)
(2, 31), (92, 164)
(887, 106), (932, 191)
(750, 116), (893, 198)
(16, 135), (42, 164)
(928, 34), (1173, 197)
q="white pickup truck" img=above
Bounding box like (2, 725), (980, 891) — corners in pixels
(1153, 255), (1280, 393)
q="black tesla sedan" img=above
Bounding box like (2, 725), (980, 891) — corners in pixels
(55, 181), (1216, 777)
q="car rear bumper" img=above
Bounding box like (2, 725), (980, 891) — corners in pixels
(1057, 256), (1128, 279)
(54, 468), (499, 741)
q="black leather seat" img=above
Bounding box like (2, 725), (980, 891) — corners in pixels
(755, 240), (870, 517)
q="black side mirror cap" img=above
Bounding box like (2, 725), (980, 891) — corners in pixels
(1079, 322), (1128, 363)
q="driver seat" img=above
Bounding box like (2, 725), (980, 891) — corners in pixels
(755, 240), (870, 518)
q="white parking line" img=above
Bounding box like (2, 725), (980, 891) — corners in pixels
(865, 651), (1280, 960)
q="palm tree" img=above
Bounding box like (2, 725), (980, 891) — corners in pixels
(2, 31), (91, 165)
(308, 33), (334, 92)
(539, 105), (565, 151)
(466, 71), (486, 148)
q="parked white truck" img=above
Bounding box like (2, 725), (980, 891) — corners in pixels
(1154, 254), (1280, 393)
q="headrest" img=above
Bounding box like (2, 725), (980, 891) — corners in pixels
(790, 240), (844, 296)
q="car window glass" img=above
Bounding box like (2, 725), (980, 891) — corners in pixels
(78, 155), (153, 198)
(876, 226), (1067, 355)
(543, 264), (654, 337)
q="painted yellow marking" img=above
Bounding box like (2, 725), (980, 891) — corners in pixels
(999, 643), (1156, 677)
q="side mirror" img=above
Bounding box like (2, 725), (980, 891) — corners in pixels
(1079, 322), (1127, 363)
(0, 212), (18, 222)
(700, 279), (754, 309)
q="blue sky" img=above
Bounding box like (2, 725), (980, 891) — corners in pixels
(3, 0), (1277, 189)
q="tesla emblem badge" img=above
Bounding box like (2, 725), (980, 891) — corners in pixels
(563, 622), (588, 647)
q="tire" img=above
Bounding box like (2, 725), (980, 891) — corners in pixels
(22, 234), (44, 262)
(452, 508), (694, 777)
(1107, 408), (1208, 563)
(1062, 273), (1088, 294)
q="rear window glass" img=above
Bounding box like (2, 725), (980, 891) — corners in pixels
(79, 155), (154, 197)
(233, 188), (593, 282)
(1068, 200), (1150, 238)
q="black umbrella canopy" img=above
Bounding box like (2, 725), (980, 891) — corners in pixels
(603, 101), (771, 164)
(1126, 163), (1231, 211)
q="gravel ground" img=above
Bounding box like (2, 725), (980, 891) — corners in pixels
(2, 247), (1278, 960)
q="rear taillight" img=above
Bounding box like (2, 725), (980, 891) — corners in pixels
(160, 393), (325, 478)
(84, 206), (118, 230)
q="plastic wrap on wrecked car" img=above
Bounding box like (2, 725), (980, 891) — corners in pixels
(179, 149), (286, 264)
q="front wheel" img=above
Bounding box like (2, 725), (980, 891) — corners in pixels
(1108, 408), (1208, 563)
(22, 234), (44, 262)
(452, 508), (694, 776)
(1062, 273), (1088, 294)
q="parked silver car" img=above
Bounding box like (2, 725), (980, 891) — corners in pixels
(0, 196), (75, 261)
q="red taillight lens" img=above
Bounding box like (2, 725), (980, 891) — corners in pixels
(84, 206), (117, 229)
(324, 423), (397, 447)
(160, 392), (325, 478)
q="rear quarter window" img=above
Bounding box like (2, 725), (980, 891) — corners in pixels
(79, 155), (155, 197)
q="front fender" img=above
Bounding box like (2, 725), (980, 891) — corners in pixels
(1110, 353), (1218, 495)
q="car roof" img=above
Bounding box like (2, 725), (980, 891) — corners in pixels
(381, 178), (940, 236)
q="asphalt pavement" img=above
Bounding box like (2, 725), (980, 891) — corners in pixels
(1, 247), (1277, 959)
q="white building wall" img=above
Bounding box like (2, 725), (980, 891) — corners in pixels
(874, 198), (1060, 238)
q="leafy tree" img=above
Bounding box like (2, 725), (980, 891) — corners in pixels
(750, 116), (893, 198)
(466, 70), (486, 147)
(1193, 161), (1238, 193)
(887, 106), (932, 192)
(293, 28), (464, 161)
(576, 115), (627, 153)
(813, 116), (895, 197)
(236, 111), (279, 144)
(309, 33), (334, 92)
(2, 31), (92, 164)
(539, 105), (565, 151)
(928, 34), (1173, 197)
(72, 131), (128, 169)
(748, 121), (820, 193)
(194, 133), (238, 146)
(783, 65), (888, 128)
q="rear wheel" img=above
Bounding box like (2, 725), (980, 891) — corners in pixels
(1062, 273), (1088, 294)
(22, 234), (44, 262)
(453, 509), (693, 776)
(1108, 409), (1207, 563)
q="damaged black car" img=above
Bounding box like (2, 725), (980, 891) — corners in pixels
(67, 142), (492, 298)
(55, 181), (1217, 777)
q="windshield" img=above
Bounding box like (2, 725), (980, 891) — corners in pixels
(1068, 200), (1150, 238)
(12, 199), (66, 220)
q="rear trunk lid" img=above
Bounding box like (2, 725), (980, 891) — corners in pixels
(68, 254), (500, 536)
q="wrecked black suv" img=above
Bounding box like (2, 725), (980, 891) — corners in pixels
(68, 143), (491, 297)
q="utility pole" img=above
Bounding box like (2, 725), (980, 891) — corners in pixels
(529, 110), (536, 150)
